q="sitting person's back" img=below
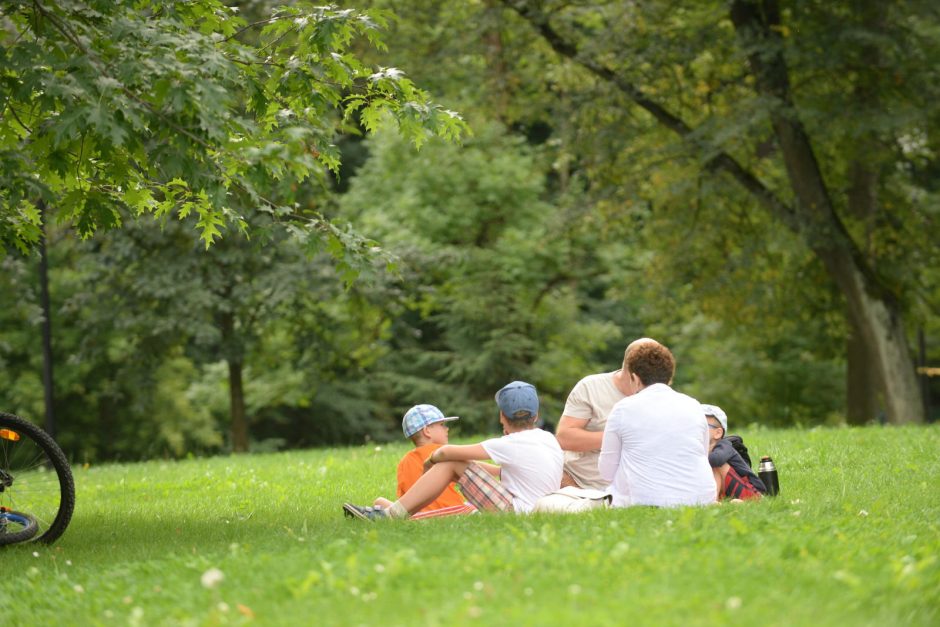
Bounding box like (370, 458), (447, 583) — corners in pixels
(598, 339), (716, 508)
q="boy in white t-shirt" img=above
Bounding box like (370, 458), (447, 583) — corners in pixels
(343, 381), (563, 520)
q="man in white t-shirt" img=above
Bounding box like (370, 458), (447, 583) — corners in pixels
(556, 338), (656, 489)
(343, 381), (563, 520)
(598, 339), (716, 508)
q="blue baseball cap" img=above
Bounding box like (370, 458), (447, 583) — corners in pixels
(495, 381), (539, 421)
(402, 404), (459, 438)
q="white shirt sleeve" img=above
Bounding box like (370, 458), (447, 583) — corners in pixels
(481, 436), (506, 464)
(598, 412), (621, 482)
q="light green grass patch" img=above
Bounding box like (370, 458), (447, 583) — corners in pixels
(2, 426), (938, 626)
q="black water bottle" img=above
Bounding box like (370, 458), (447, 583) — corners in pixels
(758, 456), (779, 496)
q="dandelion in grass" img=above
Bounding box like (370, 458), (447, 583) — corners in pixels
(201, 567), (224, 589)
(726, 597), (742, 610)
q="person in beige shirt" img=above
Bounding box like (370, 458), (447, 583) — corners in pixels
(555, 338), (655, 489)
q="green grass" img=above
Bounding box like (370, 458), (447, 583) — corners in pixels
(3, 426), (938, 626)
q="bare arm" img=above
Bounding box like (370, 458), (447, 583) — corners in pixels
(423, 443), (490, 471)
(556, 415), (604, 452)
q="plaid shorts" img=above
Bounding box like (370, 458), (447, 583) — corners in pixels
(722, 467), (762, 500)
(456, 462), (514, 513)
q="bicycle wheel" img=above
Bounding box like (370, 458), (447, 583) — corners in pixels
(0, 412), (75, 545)
(0, 509), (39, 545)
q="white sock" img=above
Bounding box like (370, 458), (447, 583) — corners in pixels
(387, 501), (410, 519)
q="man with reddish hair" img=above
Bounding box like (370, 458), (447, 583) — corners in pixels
(598, 339), (716, 508)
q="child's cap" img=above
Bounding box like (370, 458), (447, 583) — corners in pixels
(495, 381), (539, 421)
(701, 404), (727, 432)
(402, 404), (459, 438)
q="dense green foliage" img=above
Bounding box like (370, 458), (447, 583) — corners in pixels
(0, 0), (466, 251)
(355, 0), (940, 424)
(0, 1), (938, 458)
(3, 426), (938, 625)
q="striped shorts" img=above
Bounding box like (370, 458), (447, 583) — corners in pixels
(410, 503), (478, 520)
(456, 462), (514, 513)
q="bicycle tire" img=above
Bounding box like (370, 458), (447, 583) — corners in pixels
(0, 509), (39, 545)
(0, 412), (75, 544)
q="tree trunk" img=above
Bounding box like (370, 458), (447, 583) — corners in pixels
(729, 0), (924, 424)
(484, 0), (510, 120)
(846, 318), (881, 424)
(38, 201), (56, 438)
(219, 310), (249, 452)
(228, 358), (249, 453)
(503, 0), (926, 423)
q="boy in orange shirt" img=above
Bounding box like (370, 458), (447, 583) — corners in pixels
(372, 404), (476, 518)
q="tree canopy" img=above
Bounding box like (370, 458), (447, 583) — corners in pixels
(0, 0), (466, 254)
(0, 1), (936, 460)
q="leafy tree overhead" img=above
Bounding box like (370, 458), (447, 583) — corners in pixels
(495, 0), (939, 424)
(0, 0), (467, 255)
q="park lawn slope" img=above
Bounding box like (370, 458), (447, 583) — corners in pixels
(2, 425), (938, 626)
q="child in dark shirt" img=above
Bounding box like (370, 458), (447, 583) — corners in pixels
(702, 404), (765, 500)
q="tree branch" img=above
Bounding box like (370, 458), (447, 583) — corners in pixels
(500, 0), (800, 231)
(728, 0), (889, 301)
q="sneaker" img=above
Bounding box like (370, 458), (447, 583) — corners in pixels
(342, 503), (389, 521)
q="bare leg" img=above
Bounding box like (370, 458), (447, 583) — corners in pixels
(713, 464), (730, 500)
(395, 460), (470, 515)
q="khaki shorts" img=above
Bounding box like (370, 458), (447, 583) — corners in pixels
(456, 462), (514, 513)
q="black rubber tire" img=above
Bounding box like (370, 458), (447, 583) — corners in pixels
(0, 412), (75, 545)
(0, 509), (39, 545)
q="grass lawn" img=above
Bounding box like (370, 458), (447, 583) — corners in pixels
(2, 425), (938, 626)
